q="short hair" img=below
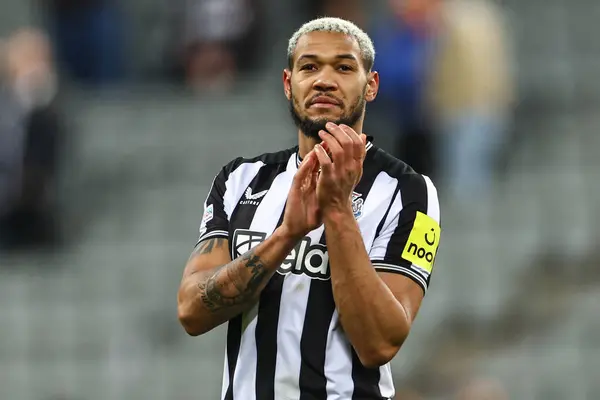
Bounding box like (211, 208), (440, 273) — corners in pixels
(287, 17), (375, 71)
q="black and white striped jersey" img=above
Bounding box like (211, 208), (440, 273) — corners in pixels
(196, 140), (441, 400)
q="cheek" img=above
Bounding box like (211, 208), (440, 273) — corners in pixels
(291, 86), (306, 107)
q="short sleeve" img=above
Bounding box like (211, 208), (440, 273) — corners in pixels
(369, 174), (441, 294)
(196, 166), (231, 246)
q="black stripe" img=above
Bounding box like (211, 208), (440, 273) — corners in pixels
(296, 149), (386, 399)
(374, 182), (401, 239)
(352, 147), (402, 399)
(224, 315), (243, 400)
(298, 227), (340, 399)
(359, 146), (402, 238)
(298, 239), (336, 400)
(351, 349), (383, 399)
(383, 173), (428, 262)
(381, 173), (430, 292)
(373, 266), (427, 295)
(255, 208), (287, 400)
(224, 164), (275, 399)
(354, 145), (381, 200)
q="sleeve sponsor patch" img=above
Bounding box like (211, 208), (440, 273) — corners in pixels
(202, 204), (214, 224)
(199, 204), (214, 236)
(401, 211), (441, 273)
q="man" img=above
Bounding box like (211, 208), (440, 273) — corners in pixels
(0, 29), (62, 250)
(369, 0), (438, 179)
(177, 17), (441, 400)
(426, 0), (513, 200)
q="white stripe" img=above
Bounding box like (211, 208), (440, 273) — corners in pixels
(423, 175), (440, 223)
(412, 264), (431, 279)
(322, 171), (397, 400)
(197, 230), (229, 243)
(223, 161), (265, 218)
(221, 351), (229, 400)
(357, 171), (399, 251)
(368, 178), (404, 261)
(378, 363), (395, 398)
(274, 226), (324, 400)
(373, 264), (428, 291)
(274, 153), (322, 400)
(232, 312), (259, 399)
(324, 310), (354, 399)
(233, 154), (297, 400)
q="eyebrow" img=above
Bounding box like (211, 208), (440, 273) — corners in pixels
(297, 53), (359, 63)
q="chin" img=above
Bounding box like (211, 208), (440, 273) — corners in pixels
(308, 110), (342, 121)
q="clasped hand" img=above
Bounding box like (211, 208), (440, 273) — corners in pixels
(282, 122), (366, 239)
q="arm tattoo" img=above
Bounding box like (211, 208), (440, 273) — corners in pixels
(193, 237), (226, 256)
(199, 250), (269, 313)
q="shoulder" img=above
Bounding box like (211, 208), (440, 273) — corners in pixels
(220, 147), (298, 176)
(367, 146), (437, 201)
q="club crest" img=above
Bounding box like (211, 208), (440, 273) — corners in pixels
(351, 191), (364, 219)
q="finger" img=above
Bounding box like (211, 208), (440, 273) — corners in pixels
(325, 122), (354, 158)
(294, 151), (315, 182)
(339, 124), (364, 161)
(339, 124), (362, 145)
(308, 162), (319, 190)
(303, 152), (319, 183)
(314, 144), (333, 174)
(318, 130), (345, 164)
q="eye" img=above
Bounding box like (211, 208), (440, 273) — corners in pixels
(338, 64), (354, 72)
(300, 64), (317, 72)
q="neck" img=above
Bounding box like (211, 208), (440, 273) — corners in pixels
(297, 122), (364, 159)
(298, 131), (319, 159)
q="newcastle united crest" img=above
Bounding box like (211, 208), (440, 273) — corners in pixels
(351, 191), (364, 219)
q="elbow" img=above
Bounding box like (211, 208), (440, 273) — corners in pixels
(356, 330), (410, 368)
(356, 344), (402, 368)
(177, 300), (210, 337)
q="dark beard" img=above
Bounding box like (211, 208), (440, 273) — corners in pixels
(289, 91), (366, 140)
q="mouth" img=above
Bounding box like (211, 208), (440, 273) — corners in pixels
(309, 95), (342, 109)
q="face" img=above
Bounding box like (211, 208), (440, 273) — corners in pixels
(284, 31), (379, 140)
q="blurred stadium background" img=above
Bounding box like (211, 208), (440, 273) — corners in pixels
(0, 0), (599, 399)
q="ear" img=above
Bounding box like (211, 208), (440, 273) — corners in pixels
(365, 71), (379, 103)
(283, 69), (292, 100)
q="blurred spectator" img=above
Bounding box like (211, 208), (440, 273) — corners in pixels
(176, 0), (261, 93)
(427, 0), (514, 201)
(43, 0), (126, 85)
(369, 0), (439, 179)
(0, 29), (63, 251)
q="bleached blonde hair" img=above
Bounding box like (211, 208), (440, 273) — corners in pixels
(287, 17), (375, 71)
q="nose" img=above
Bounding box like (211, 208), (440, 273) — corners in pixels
(312, 73), (338, 92)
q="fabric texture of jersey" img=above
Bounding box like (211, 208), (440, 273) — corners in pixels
(195, 141), (441, 400)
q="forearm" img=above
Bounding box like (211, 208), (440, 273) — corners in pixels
(325, 208), (410, 364)
(178, 227), (298, 335)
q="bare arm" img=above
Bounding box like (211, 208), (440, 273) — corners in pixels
(179, 150), (322, 336)
(177, 227), (299, 336)
(324, 209), (420, 368)
(313, 123), (440, 368)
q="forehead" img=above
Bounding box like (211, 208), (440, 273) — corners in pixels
(293, 31), (361, 62)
